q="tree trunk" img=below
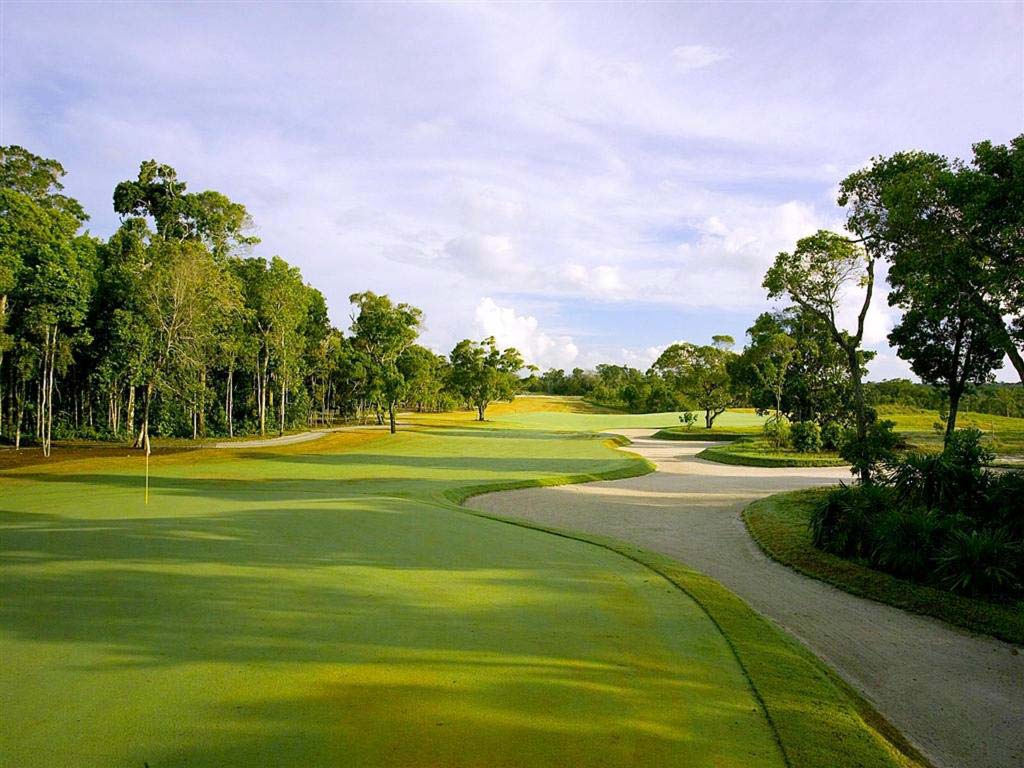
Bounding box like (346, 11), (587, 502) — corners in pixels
(279, 380), (286, 436)
(198, 368), (207, 437)
(226, 367), (234, 438)
(134, 382), (154, 450)
(126, 385), (136, 442)
(848, 347), (869, 484)
(389, 402), (396, 434)
(945, 386), (963, 443)
(14, 380), (24, 449)
(705, 409), (713, 429)
(477, 403), (486, 421)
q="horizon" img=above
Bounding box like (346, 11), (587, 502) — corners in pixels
(3, 1), (1021, 380)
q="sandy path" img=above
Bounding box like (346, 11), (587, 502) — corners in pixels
(468, 431), (1024, 768)
(212, 423), (404, 449)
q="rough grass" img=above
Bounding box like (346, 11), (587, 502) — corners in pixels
(743, 489), (1024, 645)
(0, 409), (925, 767)
(878, 405), (1024, 458)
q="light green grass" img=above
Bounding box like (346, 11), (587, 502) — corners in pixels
(744, 489), (1024, 645)
(879, 405), (1024, 457)
(1, 412), (923, 767)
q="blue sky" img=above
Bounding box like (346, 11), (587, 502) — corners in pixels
(3, 1), (1022, 378)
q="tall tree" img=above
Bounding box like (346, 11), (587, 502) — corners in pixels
(764, 230), (877, 480)
(449, 337), (523, 420)
(1, 146), (92, 453)
(132, 239), (240, 450)
(888, 297), (1003, 439)
(349, 292), (422, 434)
(839, 138), (1023, 383)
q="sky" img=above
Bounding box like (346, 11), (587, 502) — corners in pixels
(2, 1), (1022, 379)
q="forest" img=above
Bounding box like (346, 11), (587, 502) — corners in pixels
(2, 136), (1022, 458)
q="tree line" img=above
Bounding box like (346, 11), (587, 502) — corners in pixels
(0, 148), (523, 455)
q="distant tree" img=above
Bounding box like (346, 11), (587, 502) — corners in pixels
(764, 230), (877, 481)
(651, 339), (736, 428)
(734, 329), (796, 426)
(349, 292), (422, 434)
(449, 337), (524, 421)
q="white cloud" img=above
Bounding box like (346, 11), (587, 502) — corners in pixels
(671, 44), (730, 72)
(474, 298), (579, 370)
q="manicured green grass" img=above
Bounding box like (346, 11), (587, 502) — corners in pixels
(744, 489), (1024, 645)
(0, 410), (924, 767)
(481, 396), (766, 433)
(697, 439), (848, 467)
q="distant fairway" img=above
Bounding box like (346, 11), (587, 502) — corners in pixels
(1, 425), (786, 767)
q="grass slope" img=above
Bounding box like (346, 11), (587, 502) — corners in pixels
(696, 439), (848, 468)
(744, 489), (1024, 645)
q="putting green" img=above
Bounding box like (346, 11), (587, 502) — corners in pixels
(1, 427), (783, 767)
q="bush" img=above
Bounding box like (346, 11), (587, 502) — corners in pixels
(790, 421), (823, 453)
(839, 419), (900, 481)
(762, 416), (790, 449)
(811, 483), (891, 559)
(821, 421), (845, 451)
(810, 426), (1024, 601)
(678, 411), (698, 430)
(936, 529), (1021, 597)
(871, 507), (949, 579)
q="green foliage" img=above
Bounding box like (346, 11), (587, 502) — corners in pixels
(745, 489), (1024, 643)
(790, 421), (822, 453)
(651, 339), (736, 428)
(821, 420), (845, 450)
(813, 429), (1024, 600)
(449, 337), (524, 420)
(839, 419), (901, 481)
(762, 415), (790, 449)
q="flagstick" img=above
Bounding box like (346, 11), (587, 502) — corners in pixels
(145, 434), (150, 505)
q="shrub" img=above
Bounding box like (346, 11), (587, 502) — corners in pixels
(821, 420), (844, 451)
(678, 411), (698, 430)
(936, 529), (1022, 597)
(839, 419), (900, 481)
(809, 425), (1024, 601)
(762, 416), (790, 449)
(871, 507), (948, 580)
(790, 421), (823, 453)
(811, 483), (891, 559)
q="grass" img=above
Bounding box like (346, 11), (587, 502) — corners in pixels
(878, 405), (1024, 459)
(0, 400), (924, 768)
(743, 489), (1024, 645)
(696, 439), (848, 468)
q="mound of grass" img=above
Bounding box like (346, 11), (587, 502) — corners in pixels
(697, 438), (848, 468)
(879, 405), (1024, 458)
(651, 427), (757, 441)
(744, 489), (1024, 645)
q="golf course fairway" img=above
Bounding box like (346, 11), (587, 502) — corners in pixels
(0, 406), (919, 767)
